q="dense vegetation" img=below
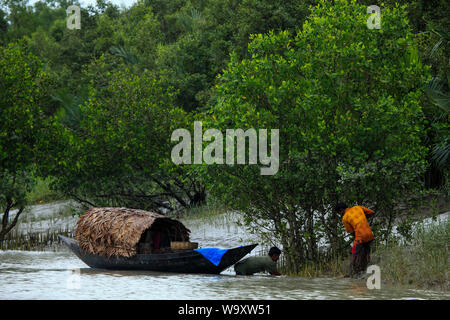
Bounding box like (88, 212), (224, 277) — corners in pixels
(374, 219), (449, 290)
(0, 0), (448, 272)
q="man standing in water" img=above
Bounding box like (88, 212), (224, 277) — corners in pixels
(335, 203), (375, 277)
(234, 247), (281, 276)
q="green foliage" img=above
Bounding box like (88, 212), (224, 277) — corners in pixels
(205, 0), (430, 271)
(0, 42), (49, 174)
(426, 76), (450, 170)
(0, 42), (51, 239)
(44, 69), (203, 212)
(0, 170), (33, 211)
(25, 177), (61, 204)
(424, 26), (450, 171)
(397, 218), (415, 242)
(0, 0), (447, 265)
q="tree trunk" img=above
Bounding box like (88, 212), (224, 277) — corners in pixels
(285, 215), (305, 274)
(306, 209), (317, 261)
(0, 202), (25, 243)
(191, 189), (206, 206)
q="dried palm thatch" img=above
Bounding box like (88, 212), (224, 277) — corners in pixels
(74, 207), (190, 258)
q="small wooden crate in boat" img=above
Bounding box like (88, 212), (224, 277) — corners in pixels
(171, 241), (198, 250)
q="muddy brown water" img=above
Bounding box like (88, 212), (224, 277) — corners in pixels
(1, 250), (448, 299)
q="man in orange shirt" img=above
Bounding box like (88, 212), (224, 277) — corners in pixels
(335, 203), (375, 276)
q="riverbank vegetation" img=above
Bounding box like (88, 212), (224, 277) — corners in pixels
(0, 0), (448, 282)
(25, 177), (63, 205)
(204, 0), (430, 273)
(286, 217), (449, 291)
(375, 218), (449, 290)
(0, 201), (79, 250)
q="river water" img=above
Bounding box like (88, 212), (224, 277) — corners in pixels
(0, 204), (448, 300)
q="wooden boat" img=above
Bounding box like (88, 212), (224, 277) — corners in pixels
(59, 235), (257, 274)
(60, 207), (257, 274)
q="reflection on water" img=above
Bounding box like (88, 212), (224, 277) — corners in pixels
(0, 250), (447, 300)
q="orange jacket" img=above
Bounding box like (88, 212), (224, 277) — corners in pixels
(342, 206), (375, 244)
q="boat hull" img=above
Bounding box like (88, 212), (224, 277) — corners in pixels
(59, 235), (257, 274)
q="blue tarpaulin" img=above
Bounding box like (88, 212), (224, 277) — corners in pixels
(194, 248), (229, 266)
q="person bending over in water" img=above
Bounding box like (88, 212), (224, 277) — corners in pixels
(234, 247), (281, 276)
(335, 203), (375, 277)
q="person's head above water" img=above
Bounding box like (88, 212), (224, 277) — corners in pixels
(334, 202), (348, 216)
(268, 246), (281, 262)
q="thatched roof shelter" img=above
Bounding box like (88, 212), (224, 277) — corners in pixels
(74, 207), (191, 258)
